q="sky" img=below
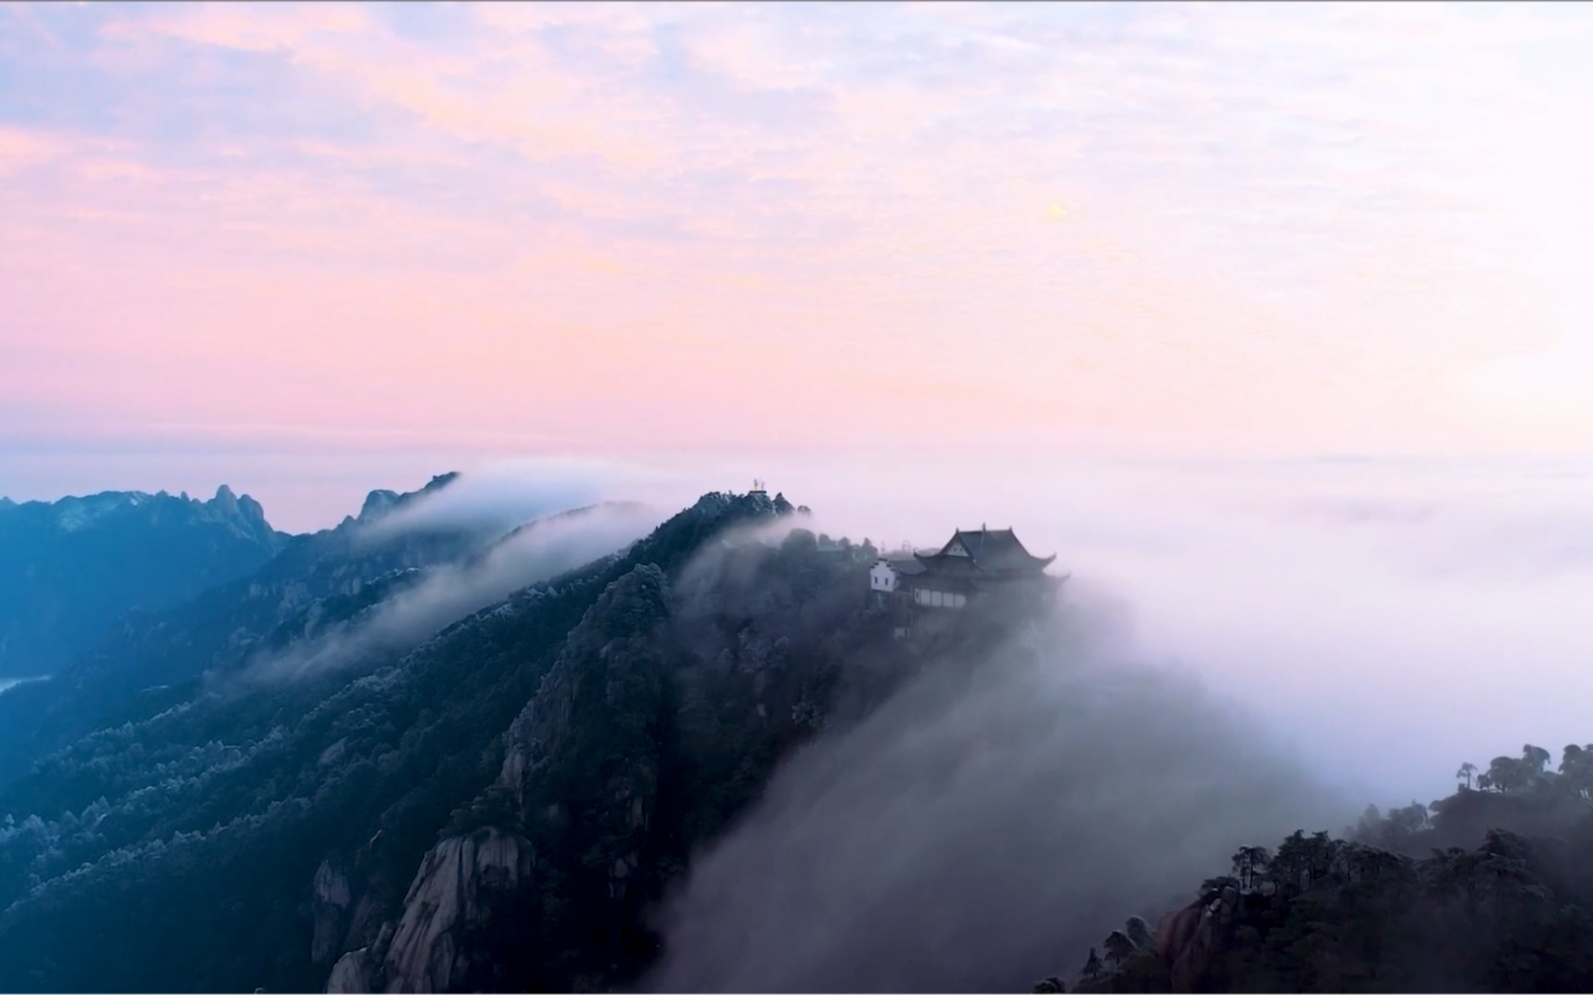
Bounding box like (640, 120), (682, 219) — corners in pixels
(5, 2), (1593, 530)
(6, 2), (1593, 804)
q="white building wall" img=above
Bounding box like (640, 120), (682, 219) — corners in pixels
(911, 588), (967, 608)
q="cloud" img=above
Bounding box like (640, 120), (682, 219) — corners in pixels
(239, 498), (664, 685)
(0, 676), (50, 698)
(647, 604), (1346, 992)
(605, 450), (1593, 809)
(353, 461), (616, 540)
(0, 127), (66, 176)
(640, 446), (1593, 990)
(10, 3), (1593, 454)
(108, 2), (375, 53)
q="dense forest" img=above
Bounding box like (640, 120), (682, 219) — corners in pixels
(0, 478), (1024, 993)
(1053, 744), (1593, 993)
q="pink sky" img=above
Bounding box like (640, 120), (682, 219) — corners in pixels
(9, 3), (1593, 800)
(4, 2), (1593, 527)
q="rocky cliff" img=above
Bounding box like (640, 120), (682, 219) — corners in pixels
(328, 828), (537, 994)
(1151, 885), (1239, 992)
(331, 566), (673, 993)
(315, 506), (911, 994)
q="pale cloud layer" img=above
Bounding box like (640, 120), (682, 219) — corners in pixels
(632, 449), (1593, 808)
(237, 496), (663, 685)
(3, 1), (1593, 485)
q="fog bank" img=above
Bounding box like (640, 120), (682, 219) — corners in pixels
(649, 601), (1347, 992)
(242, 500), (662, 684)
(600, 451), (1593, 806)
(0, 676), (48, 698)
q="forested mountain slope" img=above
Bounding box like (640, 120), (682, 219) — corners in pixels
(0, 485), (956, 993)
(1056, 744), (1593, 994)
(0, 474), (484, 788)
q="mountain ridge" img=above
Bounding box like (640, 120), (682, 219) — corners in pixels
(0, 484), (289, 680)
(0, 483), (875, 992)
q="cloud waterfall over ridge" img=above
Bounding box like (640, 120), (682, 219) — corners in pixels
(649, 596), (1347, 993)
(243, 501), (663, 685)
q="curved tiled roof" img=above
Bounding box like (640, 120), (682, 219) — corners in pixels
(916, 528), (1055, 572)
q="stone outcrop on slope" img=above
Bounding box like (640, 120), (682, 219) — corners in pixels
(328, 565), (674, 993)
(498, 563), (671, 833)
(312, 858), (355, 967)
(383, 829), (537, 993)
(326, 828), (535, 994)
(1151, 885), (1239, 992)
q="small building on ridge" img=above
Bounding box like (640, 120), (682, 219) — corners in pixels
(872, 527), (1064, 634)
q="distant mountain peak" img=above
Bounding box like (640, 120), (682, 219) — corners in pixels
(0, 490), (273, 534)
(354, 472), (463, 526)
(52, 491), (148, 533)
(0, 486), (288, 676)
(687, 488), (797, 518)
(358, 490), (402, 522)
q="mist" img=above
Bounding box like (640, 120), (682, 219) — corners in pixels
(241, 500), (663, 684)
(589, 450), (1593, 807)
(356, 462), (613, 542)
(647, 596), (1348, 993)
(0, 676), (48, 698)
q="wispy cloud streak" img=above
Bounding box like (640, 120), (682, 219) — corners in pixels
(3, 2), (1593, 472)
(239, 499), (663, 684)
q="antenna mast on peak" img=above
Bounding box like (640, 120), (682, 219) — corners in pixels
(750, 478), (767, 494)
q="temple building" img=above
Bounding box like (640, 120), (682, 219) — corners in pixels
(870, 528), (1064, 624)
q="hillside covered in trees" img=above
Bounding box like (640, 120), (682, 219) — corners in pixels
(1054, 744), (1593, 993)
(15, 472), (1577, 995)
(0, 479), (1023, 993)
